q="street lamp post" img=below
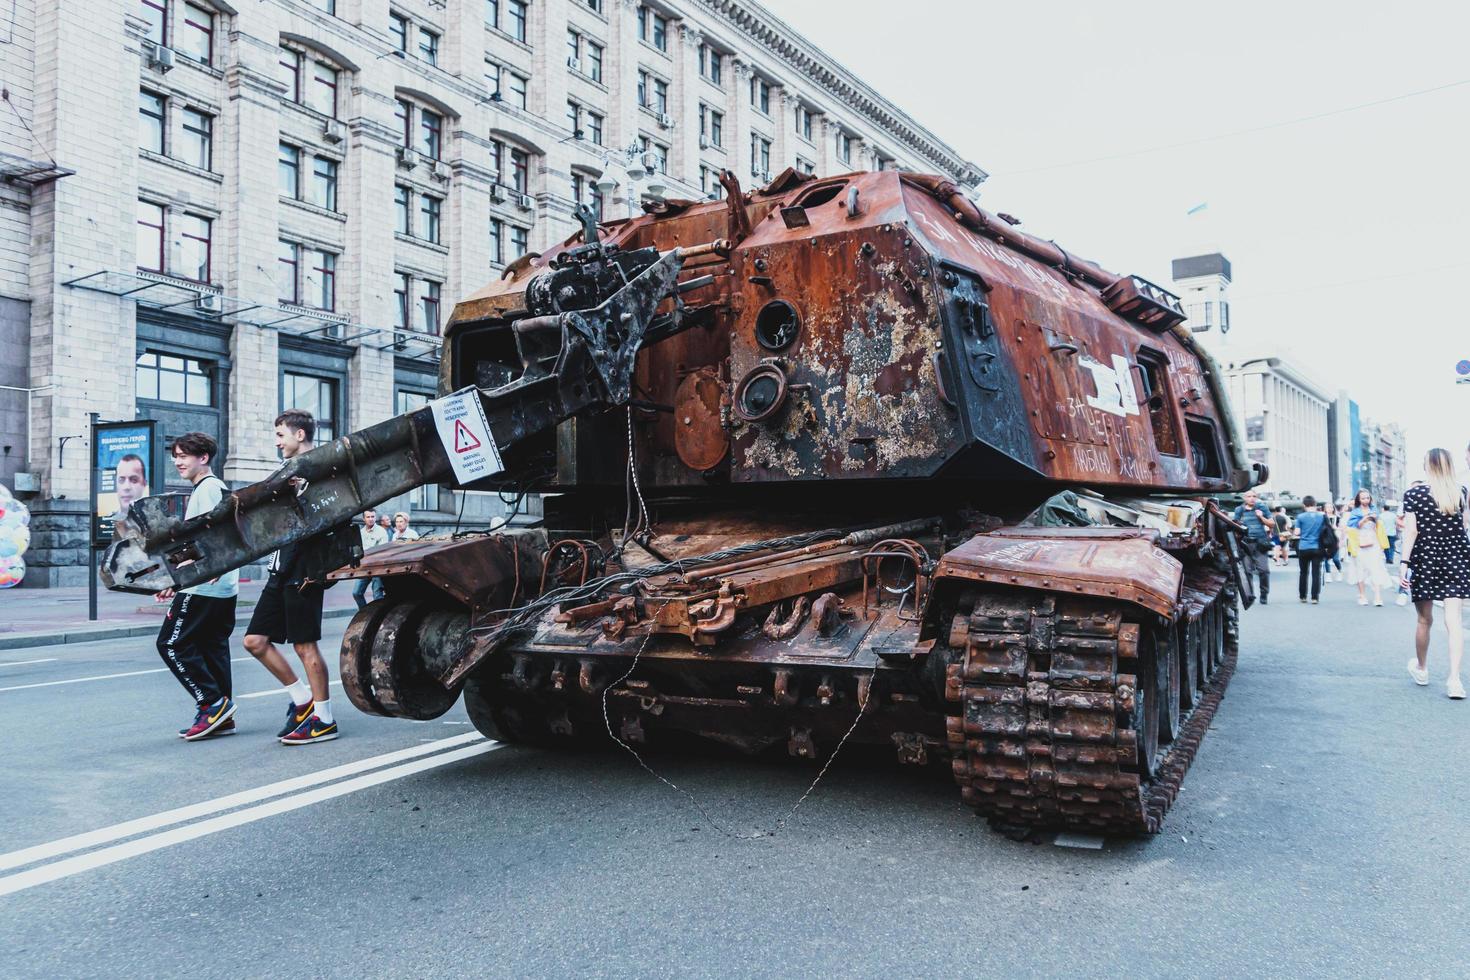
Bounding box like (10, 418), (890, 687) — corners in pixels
(594, 143), (666, 219)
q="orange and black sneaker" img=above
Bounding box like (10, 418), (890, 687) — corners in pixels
(277, 700), (315, 738)
(280, 714), (338, 745)
(183, 697), (237, 741)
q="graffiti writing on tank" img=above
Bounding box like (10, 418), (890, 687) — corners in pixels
(1078, 353), (1140, 418)
(1117, 455), (1145, 480)
(1071, 445), (1113, 475)
(912, 208), (959, 245)
(983, 541), (1047, 567)
(1063, 397), (1110, 441)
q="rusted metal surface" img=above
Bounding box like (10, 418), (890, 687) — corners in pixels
(329, 530), (546, 615)
(933, 528), (1184, 618)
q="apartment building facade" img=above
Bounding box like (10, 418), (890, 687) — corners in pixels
(0, 0), (983, 585)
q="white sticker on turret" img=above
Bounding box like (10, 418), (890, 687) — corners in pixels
(1079, 354), (1140, 418)
(431, 387), (504, 484)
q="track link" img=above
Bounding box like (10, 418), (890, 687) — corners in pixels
(945, 570), (1237, 835)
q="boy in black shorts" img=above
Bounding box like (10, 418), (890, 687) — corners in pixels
(243, 409), (339, 744)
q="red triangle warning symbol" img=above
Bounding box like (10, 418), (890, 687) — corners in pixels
(452, 419), (481, 453)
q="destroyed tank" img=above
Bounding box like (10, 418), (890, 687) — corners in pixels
(105, 167), (1265, 835)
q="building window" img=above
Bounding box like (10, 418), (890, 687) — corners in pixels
(308, 249), (336, 311)
(510, 224), (529, 258)
(652, 76), (668, 113)
(489, 139), (503, 182)
(180, 107), (212, 170)
(582, 0), (601, 12)
(505, 71), (528, 110)
(699, 44), (722, 86)
(506, 0), (527, 42)
(638, 6), (667, 51)
(700, 105), (722, 147)
(394, 272), (411, 328)
(309, 0), (337, 14)
(421, 194), (442, 243)
(418, 108), (442, 159)
(510, 147), (529, 193)
(177, 2), (213, 64)
(395, 99), (411, 146)
(751, 135), (770, 178)
(418, 280), (441, 334)
(142, 0), (167, 45)
(389, 11), (409, 51)
(310, 155), (338, 211)
(139, 89), (165, 153)
(489, 218), (504, 264)
(795, 105), (812, 141)
(645, 139), (667, 174)
(395, 390), (440, 510)
(837, 130), (852, 164)
(567, 99), (581, 137)
(394, 184), (411, 234)
(750, 76), (770, 115)
(282, 372), (339, 443)
(586, 111), (603, 146)
(418, 27), (439, 65)
(137, 200), (166, 273)
(277, 240), (299, 303)
(279, 143), (301, 197)
(585, 41), (603, 82)
(137, 352), (212, 406)
(175, 213), (212, 283)
(700, 165), (725, 199)
(308, 61), (338, 117)
(484, 0), (498, 30)
(567, 29), (580, 65)
(279, 47), (302, 101)
(798, 157), (816, 175)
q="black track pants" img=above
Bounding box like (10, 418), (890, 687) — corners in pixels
(156, 593), (237, 706)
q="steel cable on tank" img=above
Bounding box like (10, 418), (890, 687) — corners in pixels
(599, 599), (878, 842)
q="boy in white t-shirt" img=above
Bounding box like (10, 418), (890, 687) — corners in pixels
(154, 432), (240, 741)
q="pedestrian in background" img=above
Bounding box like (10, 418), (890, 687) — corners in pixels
(1293, 496), (1328, 604)
(1400, 449), (1469, 699)
(1322, 501), (1344, 582)
(1272, 506), (1292, 566)
(378, 513), (392, 533)
(154, 432), (239, 741)
(352, 508), (389, 610)
(1232, 490), (1274, 605)
(1381, 501), (1399, 565)
(1345, 488), (1393, 606)
(391, 511), (421, 542)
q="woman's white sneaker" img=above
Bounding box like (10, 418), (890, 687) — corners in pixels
(1449, 676), (1466, 700)
(1408, 659), (1429, 686)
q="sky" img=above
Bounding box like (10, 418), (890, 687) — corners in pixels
(761, 0), (1470, 478)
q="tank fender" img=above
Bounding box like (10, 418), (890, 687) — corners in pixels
(329, 528), (548, 612)
(920, 526), (1183, 639)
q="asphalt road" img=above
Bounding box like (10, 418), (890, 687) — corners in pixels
(2, 566), (1467, 978)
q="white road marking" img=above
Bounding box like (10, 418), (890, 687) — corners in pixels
(0, 732), (488, 874)
(0, 741), (501, 896)
(0, 656), (311, 693)
(0, 658), (58, 667)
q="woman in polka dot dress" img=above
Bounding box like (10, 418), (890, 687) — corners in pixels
(1400, 448), (1470, 699)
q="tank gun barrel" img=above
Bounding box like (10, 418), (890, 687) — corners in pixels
(101, 241), (716, 594)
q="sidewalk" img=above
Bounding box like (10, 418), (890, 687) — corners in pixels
(0, 577), (359, 650)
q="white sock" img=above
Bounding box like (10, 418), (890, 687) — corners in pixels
(286, 680), (312, 706)
(314, 698), (333, 724)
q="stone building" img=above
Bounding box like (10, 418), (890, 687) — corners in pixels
(1222, 355), (1331, 501)
(0, 0), (983, 586)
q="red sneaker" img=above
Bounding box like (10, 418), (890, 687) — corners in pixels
(183, 697), (236, 741)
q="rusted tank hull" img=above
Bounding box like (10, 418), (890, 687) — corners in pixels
(338, 504), (1244, 836)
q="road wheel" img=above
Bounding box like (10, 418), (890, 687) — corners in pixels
(1157, 622), (1181, 745)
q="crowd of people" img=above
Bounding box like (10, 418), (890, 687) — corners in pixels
(152, 410), (428, 744)
(1232, 446), (1470, 700)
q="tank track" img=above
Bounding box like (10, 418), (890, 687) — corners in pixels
(945, 571), (1236, 835)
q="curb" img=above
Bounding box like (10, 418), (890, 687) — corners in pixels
(0, 605), (356, 651)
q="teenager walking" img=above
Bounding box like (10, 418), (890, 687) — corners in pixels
(1293, 496), (1328, 604)
(1400, 449), (1469, 699)
(242, 409), (340, 743)
(155, 432), (240, 740)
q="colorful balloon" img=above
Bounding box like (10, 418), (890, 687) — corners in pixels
(0, 485), (28, 587)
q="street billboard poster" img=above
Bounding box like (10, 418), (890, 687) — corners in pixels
(94, 419), (157, 545)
